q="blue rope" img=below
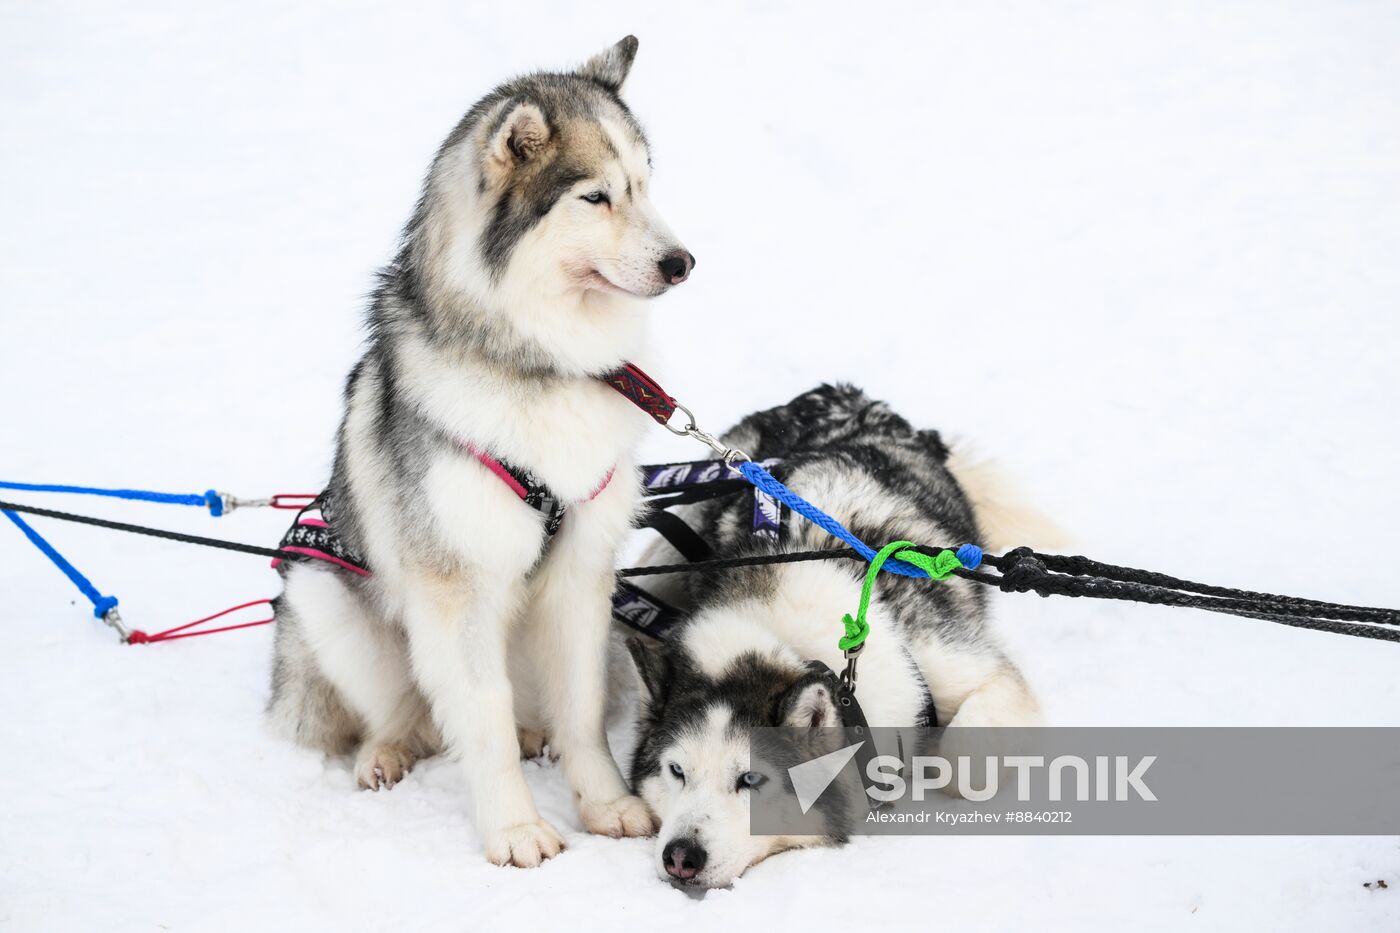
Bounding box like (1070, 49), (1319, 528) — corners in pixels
(734, 459), (983, 577)
(2, 509), (118, 618)
(0, 481), (223, 516)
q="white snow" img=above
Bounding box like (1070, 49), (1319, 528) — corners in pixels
(2, 2), (1398, 930)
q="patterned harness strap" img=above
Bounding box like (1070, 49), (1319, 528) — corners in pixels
(272, 496), (370, 576)
(611, 580), (684, 638)
(642, 458), (786, 538)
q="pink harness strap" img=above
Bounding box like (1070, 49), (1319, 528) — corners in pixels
(461, 442), (530, 498)
(271, 546), (372, 577)
(461, 441), (614, 504)
(459, 442), (613, 536)
(588, 468), (615, 501)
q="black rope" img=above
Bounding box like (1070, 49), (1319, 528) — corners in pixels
(984, 546), (1400, 625)
(621, 543), (1400, 642)
(618, 548), (864, 577)
(954, 566), (1400, 643)
(4, 498), (1397, 643)
(974, 547), (1400, 626)
(0, 499), (294, 561)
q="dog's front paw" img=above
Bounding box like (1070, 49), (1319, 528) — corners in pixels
(355, 743), (416, 790)
(578, 794), (657, 838)
(483, 819), (566, 868)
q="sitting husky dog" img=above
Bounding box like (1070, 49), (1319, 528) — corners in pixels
(627, 385), (1047, 888)
(267, 37), (693, 867)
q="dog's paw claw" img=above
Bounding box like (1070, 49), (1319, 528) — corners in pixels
(483, 819), (566, 868)
(579, 794), (657, 838)
(517, 726), (556, 761)
(355, 743), (415, 790)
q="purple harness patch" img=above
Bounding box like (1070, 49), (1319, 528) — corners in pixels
(643, 457), (784, 537)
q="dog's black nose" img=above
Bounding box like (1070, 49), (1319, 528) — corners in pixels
(658, 251), (695, 286)
(662, 838), (707, 880)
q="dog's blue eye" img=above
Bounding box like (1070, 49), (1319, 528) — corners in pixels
(668, 762), (685, 781)
(737, 771), (766, 790)
(581, 191), (609, 205)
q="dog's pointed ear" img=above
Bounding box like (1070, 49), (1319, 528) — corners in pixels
(488, 100), (551, 170)
(627, 636), (672, 704)
(578, 35), (639, 93)
(776, 677), (842, 729)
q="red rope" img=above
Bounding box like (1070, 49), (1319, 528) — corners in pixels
(127, 598), (274, 644)
(123, 493), (308, 643)
(269, 494), (318, 510)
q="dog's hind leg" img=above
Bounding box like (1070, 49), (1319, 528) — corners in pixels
(915, 638), (1042, 798)
(515, 725), (553, 761)
(269, 586), (361, 756)
(915, 637), (1042, 729)
(508, 626), (553, 760)
(275, 563), (431, 790)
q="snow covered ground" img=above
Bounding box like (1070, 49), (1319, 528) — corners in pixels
(2, 1), (1398, 929)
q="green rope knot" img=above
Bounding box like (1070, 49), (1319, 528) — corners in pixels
(838, 612), (869, 652)
(895, 547), (964, 580)
(838, 540), (966, 654)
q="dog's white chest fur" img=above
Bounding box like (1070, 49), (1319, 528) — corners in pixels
(398, 332), (650, 500)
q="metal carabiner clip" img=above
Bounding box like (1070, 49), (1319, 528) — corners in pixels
(662, 402), (753, 470)
(840, 642), (864, 692)
(218, 493), (273, 514)
(103, 607), (132, 643)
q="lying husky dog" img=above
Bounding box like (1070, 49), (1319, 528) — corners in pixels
(267, 37), (693, 867)
(627, 384), (1047, 888)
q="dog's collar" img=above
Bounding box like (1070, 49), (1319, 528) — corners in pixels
(799, 659), (938, 811)
(600, 362), (678, 426)
(801, 654), (937, 731)
(799, 660), (883, 811)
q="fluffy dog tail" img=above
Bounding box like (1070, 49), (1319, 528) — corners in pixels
(946, 448), (1069, 553)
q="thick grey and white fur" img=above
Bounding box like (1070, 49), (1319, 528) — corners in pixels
(627, 384), (1050, 888)
(267, 37), (695, 868)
